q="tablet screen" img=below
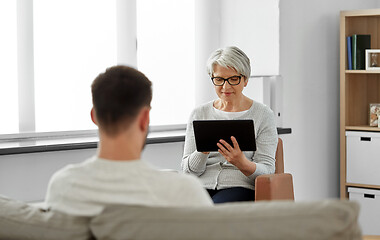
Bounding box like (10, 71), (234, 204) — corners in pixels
(193, 120), (256, 152)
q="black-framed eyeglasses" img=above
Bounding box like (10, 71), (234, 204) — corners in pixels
(211, 75), (242, 86)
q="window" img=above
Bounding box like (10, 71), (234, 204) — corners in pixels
(1, 0), (195, 136)
(0, 0), (18, 134)
(33, 0), (117, 132)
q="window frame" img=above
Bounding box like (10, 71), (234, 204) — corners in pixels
(0, 124), (186, 141)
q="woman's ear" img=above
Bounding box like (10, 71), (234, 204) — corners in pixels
(244, 77), (248, 87)
(90, 108), (98, 126)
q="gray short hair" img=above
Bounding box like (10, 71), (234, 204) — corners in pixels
(206, 46), (251, 78)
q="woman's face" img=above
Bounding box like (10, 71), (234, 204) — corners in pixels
(212, 64), (247, 102)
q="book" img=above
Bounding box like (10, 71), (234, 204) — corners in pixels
(347, 36), (352, 70)
(352, 34), (371, 70)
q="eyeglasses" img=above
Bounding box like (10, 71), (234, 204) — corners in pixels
(211, 75), (242, 86)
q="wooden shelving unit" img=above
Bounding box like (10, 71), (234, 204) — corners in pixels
(340, 9), (380, 198)
(345, 70), (380, 74)
(346, 183), (380, 190)
(345, 126), (380, 131)
(363, 236), (380, 240)
(340, 9), (380, 238)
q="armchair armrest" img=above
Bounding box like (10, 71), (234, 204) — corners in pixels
(255, 173), (294, 201)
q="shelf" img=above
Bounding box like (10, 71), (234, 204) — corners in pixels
(346, 183), (380, 190)
(346, 126), (380, 131)
(363, 236), (380, 240)
(345, 70), (380, 74)
(341, 8), (380, 17)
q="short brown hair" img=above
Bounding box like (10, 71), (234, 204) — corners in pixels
(91, 65), (152, 135)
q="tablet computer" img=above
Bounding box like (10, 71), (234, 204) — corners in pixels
(193, 120), (256, 152)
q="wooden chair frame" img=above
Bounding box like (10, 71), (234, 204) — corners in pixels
(255, 138), (295, 201)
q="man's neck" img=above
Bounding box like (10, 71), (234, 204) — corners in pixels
(97, 132), (142, 161)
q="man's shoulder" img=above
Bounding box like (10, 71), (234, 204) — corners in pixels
(50, 157), (94, 182)
(155, 171), (212, 205)
(155, 170), (202, 186)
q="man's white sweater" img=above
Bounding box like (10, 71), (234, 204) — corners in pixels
(45, 157), (213, 216)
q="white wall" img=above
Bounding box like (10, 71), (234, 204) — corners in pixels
(0, 149), (95, 202)
(220, 0), (279, 76)
(279, 0), (379, 201)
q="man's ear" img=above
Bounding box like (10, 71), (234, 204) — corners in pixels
(90, 108), (98, 126)
(139, 107), (150, 132)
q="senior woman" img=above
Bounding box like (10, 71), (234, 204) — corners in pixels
(181, 46), (278, 203)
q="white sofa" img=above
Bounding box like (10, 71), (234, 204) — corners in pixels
(0, 195), (361, 240)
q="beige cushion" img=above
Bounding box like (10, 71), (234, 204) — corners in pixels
(90, 200), (361, 240)
(0, 195), (92, 240)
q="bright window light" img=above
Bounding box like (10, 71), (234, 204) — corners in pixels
(0, 0), (18, 134)
(137, 0), (195, 126)
(1, 0), (195, 136)
(33, 0), (117, 132)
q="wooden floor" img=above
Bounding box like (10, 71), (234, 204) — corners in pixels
(363, 236), (380, 240)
